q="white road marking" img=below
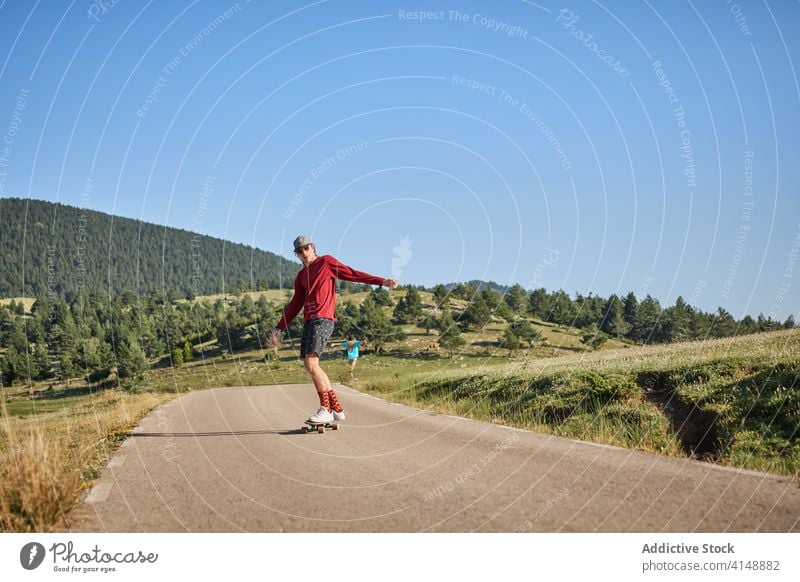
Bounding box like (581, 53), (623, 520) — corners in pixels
(85, 482), (113, 504)
(108, 455), (126, 468)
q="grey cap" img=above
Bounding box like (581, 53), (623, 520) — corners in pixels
(293, 234), (313, 251)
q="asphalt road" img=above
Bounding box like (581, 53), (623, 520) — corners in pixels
(69, 383), (800, 532)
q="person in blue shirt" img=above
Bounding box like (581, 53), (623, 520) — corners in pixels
(342, 336), (361, 379)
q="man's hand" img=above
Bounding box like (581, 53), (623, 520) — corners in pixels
(383, 278), (399, 289)
(270, 328), (281, 347)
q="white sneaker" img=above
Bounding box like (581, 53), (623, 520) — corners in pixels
(332, 410), (346, 421)
(309, 406), (334, 423)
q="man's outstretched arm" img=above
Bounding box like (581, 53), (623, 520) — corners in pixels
(327, 256), (399, 288)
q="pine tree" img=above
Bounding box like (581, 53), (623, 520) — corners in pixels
(710, 307), (737, 338)
(53, 317), (81, 379)
(739, 315), (758, 335)
(77, 336), (102, 371)
(464, 283), (481, 299)
(500, 326), (522, 352)
(690, 309), (713, 338)
(335, 301), (360, 339)
(162, 303), (186, 349)
(358, 296), (403, 353)
(1, 315), (30, 384)
(397, 287), (423, 323)
(30, 294), (49, 315)
(504, 284), (528, 313)
(461, 297), (492, 330)
(183, 340), (193, 362)
(1, 345), (27, 385)
(438, 309), (466, 357)
(0, 351), (11, 386)
(406, 287), (423, 315)
(166, 288), (182, 303)
(600, 294), (629, 338)
(32, 340), (51, 380)
(370, 287), (394, 307)
(418, 314), (438, 335)
(171, 347), (184, 368)
(117, 337), (149, 379)
(432, 284), (449, 307)
(573, 293), (604, 329)
(551, 290), (576, 326)
(631, 295), (662, 344)
(255, 295), (273, 321)
(623, 292), (639, 330)
(6, 312), (29, 349)
(238, 295), (255, 319)
(528, 288), (550, 319)
(97, 342), (115, 372)
(510, 318), (542, 347)
(131, 304), (161, 358)
(494, 301), (514, 323)
(662, 296), (690, 342)
(215, 310), (249, 352)
(481, 287), (503, 310)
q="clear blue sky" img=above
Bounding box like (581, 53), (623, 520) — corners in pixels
(0, 0), (798, 320)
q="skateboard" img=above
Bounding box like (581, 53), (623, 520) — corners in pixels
(302, 420), (339, 434)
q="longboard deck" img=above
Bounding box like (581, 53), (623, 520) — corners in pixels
(302, 420), (339, 434)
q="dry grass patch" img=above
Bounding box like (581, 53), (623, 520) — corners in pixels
(0, 390), (175, 532)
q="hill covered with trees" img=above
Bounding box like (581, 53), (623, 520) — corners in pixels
(0, 198), (298, 300)
(439, 282), (794, 345)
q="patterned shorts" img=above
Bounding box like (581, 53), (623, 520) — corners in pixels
(300, 317), (335, 358)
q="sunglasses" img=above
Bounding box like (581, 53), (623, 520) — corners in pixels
(295, 244), (311, 254)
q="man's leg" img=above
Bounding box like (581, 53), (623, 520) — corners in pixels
(304, 353), (333, 396)
(304, 353), (333, 416)
(305, 353), (344, 416)
(302, 318), (343, 418)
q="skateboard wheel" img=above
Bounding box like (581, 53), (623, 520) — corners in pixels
(302, 426), (309, 433)
(332, 424), (339, 431)
(318, 425), (325, 434)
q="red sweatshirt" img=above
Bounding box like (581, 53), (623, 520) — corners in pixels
(276, 255), (384, 330)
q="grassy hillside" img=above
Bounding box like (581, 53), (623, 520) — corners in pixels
(1, 286), (796, 532)
(360, 329), (800, 477)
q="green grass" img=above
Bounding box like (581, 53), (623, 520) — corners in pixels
(6, 396), (90, 418)
(670, 359), (800, 475)
(355, 329), (800, 476)
(1, 325), (797, 532)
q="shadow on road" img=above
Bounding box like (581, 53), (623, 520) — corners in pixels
(128, 429), (309, 437)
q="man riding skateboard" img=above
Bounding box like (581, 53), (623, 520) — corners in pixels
(270, 235), (398, 424)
